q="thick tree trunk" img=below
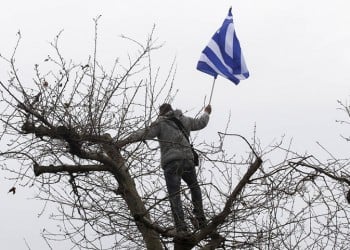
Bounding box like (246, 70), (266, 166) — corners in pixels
(174, 240), (193, 250)
(24, 122), (163, 249)
(104, 145), (163, 250)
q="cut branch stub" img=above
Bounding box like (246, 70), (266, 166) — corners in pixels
(34, 164), (111, 176)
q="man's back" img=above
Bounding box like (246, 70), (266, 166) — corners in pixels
(151, 109), (209, 166)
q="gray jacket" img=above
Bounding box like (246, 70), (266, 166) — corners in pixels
(127, 109), (210, 167)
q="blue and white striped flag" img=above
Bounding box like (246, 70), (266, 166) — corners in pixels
(197, 8), (249, 85)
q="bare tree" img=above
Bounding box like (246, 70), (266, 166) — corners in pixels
(1, 20), (350, 249)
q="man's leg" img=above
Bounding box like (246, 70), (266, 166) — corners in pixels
(163, 160), (187, 232)
(182, 160), (207, 229)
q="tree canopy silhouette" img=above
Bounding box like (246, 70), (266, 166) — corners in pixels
(1, 20), (350, 249)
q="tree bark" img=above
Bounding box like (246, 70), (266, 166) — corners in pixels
(102, 143), (163, 250)
(25, 122), (163, 249)
(34, 164), (110, 176)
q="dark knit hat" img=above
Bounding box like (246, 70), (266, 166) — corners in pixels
(159, 103), (173, 115)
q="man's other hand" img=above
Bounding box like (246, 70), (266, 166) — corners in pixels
(204, 105), (212, 114)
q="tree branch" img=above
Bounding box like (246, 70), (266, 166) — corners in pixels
(290, 160), (350, 185)
(195, 157), (263, 242)
(34, 164), (110, 176)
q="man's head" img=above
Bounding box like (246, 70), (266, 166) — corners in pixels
(159, 103), (173, 116)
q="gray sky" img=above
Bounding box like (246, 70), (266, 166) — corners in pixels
(1, 0), (350, 249)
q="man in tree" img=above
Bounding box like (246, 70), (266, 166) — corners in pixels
(120, 103), (212, 233)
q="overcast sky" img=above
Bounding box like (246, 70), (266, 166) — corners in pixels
(1, 0), (350, 249)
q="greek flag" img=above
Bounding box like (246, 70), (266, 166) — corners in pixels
(197, 8), (249, 85)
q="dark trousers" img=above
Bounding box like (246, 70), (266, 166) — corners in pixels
(163, 159), (206, 232)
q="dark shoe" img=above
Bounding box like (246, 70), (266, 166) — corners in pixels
(209, 231), (225, 245)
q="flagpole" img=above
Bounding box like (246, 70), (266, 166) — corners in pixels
(208, 77), (217, 104)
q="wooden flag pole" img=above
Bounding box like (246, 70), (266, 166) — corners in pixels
(208, 77), (217, 104)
